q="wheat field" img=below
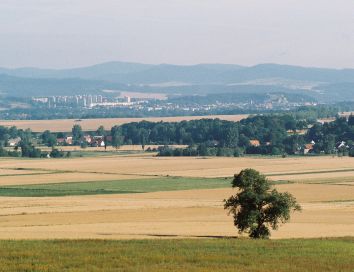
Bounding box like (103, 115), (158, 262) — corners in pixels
(0, 114), (249, 132)
(0, 155), (352, 239)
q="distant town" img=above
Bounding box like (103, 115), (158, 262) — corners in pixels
(31, 92), (318, 114)
(32, 94), (139, 108)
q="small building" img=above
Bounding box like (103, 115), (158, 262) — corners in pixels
(57, 138), (65, 145)
(93, 136), (104, 140)
(336, 141), (349, 152)
(8, 137), (21, 147)
(249, 140), (260, 147)
(97, 139), (105, 147)
(83, 135), (93, 144)
(89, 135), (105, 147)
(91, 139), (105, 147)
(65, 136), (73, 145)
(303, 143), (314, 154)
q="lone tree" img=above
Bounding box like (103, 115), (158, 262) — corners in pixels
(224, 169), (301, 239)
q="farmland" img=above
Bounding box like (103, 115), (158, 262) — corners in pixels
(0, 114), (249, 132)
(0, 129), (353, 271)
(0, 155), (352, 240)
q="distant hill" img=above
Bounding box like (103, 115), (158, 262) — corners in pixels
(1, 62), (354, 101)
(1, 62), (354, 84)
(0, 62), (153, 80)
(0, 74), (125, 97)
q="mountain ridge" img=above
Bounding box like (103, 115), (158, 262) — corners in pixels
(1, 62), (354, 84)
(1, 62), (354, 101)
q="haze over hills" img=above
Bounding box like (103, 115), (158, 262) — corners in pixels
(0, 61), (354, 101)
(2, 62), (354, 83)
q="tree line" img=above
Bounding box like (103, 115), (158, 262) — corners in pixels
(0, 113), (353, 158)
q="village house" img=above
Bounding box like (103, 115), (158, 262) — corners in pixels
(65, 136), (73, 145)
(303, 144), (314, 154)
(83, 135), (93, 144)
(336, 141), (350, 152)
(97, 139), (105, 147)
(89, 136), (105, 147)
(303, 140), (316, 154)
(249, 140), (260, 147)
(8, 137), (21, 147)
(56, 138), (65, 145)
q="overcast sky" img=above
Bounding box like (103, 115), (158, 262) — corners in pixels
(1, 0), (354, 69)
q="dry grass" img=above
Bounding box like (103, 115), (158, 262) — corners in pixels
(0, 114), (249, 132)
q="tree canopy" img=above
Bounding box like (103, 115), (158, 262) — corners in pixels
(224, 169), (301, 239)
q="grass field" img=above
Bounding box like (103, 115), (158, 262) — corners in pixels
(0, 238), (353, 271)
(0, 177), (231, 197)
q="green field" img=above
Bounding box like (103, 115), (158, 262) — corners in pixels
(0, 177), (232, 197)
(0, 238), (353, 271)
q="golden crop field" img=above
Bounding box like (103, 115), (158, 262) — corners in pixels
(1, 155), (353, 181)
(0, 154), (353, 240)
(0, 114), (249, 132)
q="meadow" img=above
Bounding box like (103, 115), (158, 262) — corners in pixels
(0, 238), (353, 272)
(0, 177), (231, 197)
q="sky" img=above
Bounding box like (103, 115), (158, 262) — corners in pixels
(0, 0), (354, 69)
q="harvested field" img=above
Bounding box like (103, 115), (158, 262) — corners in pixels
(0, 114), (249, 132)
(0, 184), (353, 239)
(0, 156), (352, 180)
(0, 155), (353, 186)
(0, 168), (48, 176)
(0, 154), (352, 239)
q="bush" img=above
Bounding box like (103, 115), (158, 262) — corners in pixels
(50, 149), (65, 158)
(0, 147), (20, 157)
